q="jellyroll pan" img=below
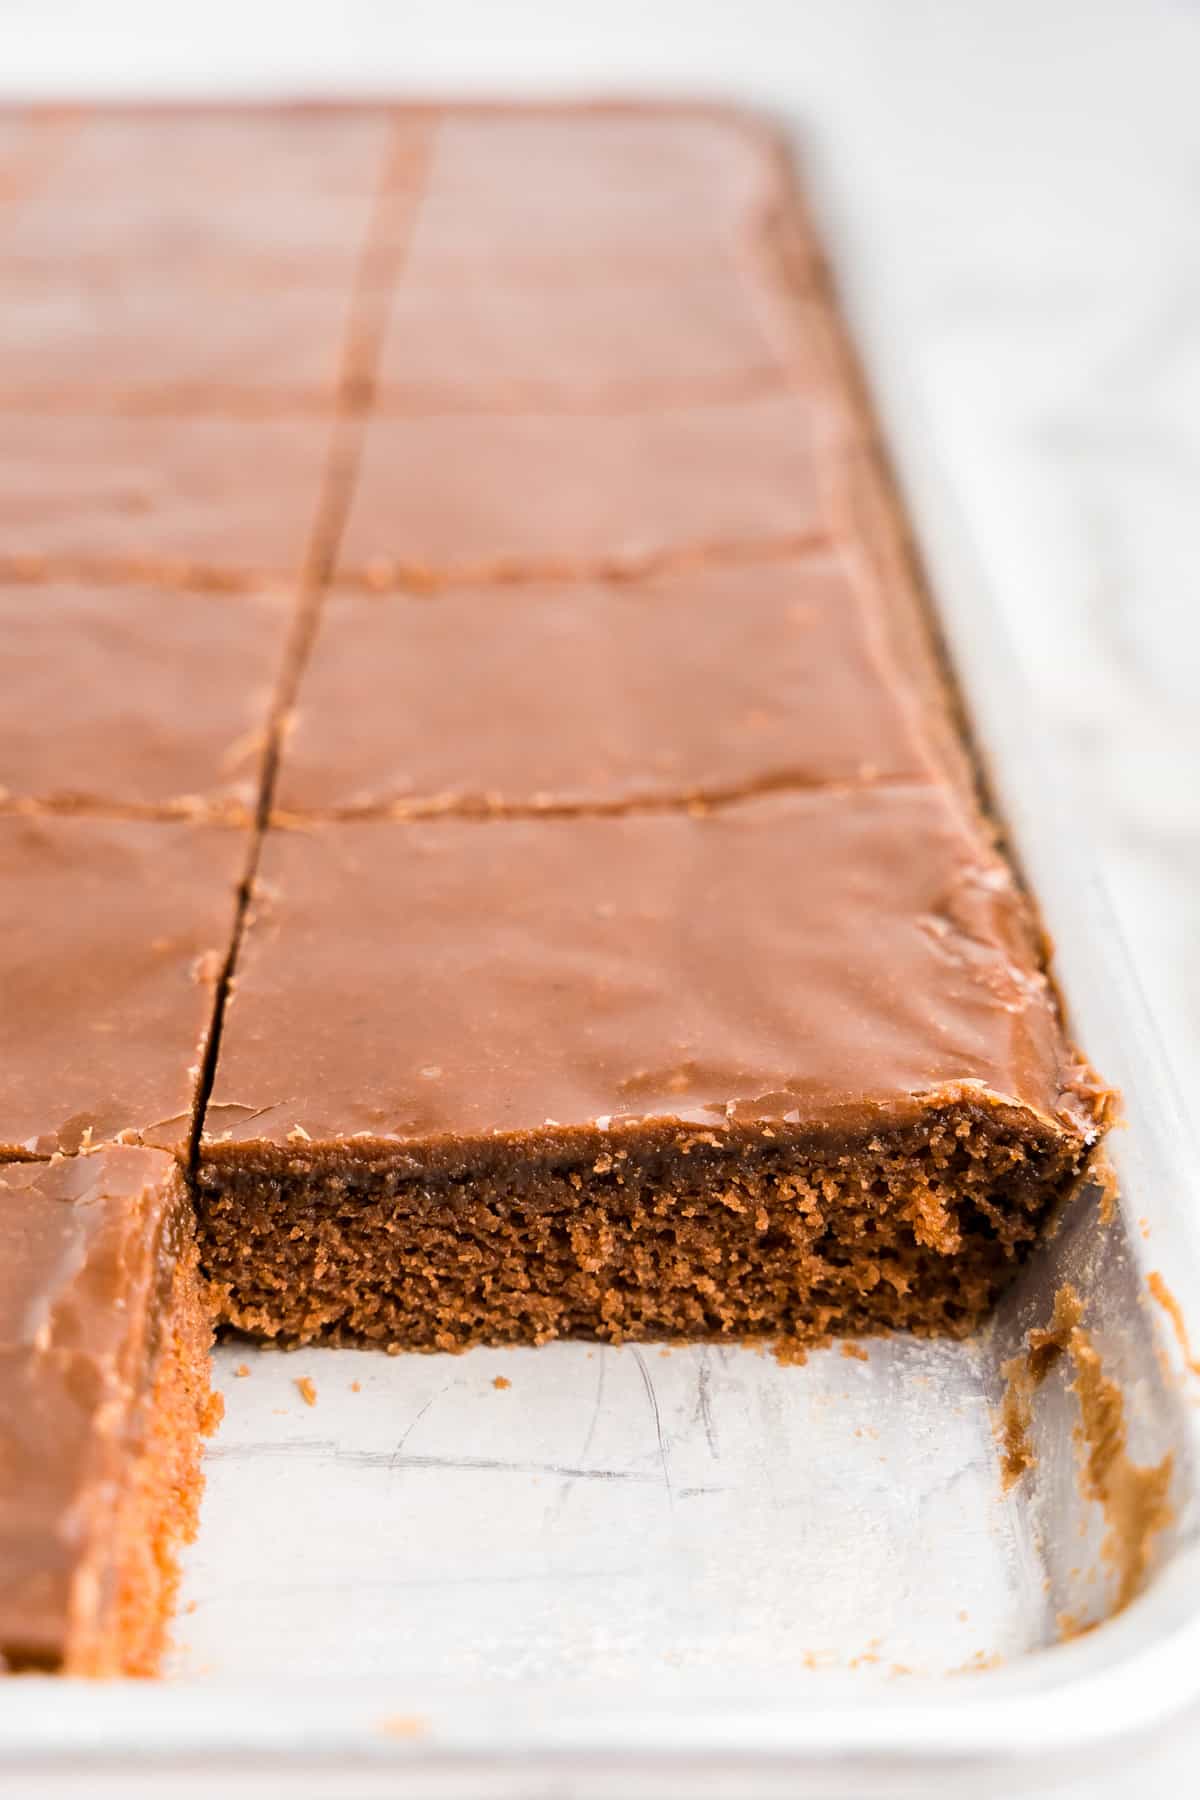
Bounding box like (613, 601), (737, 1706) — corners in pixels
(1, 103), (1199, 1796)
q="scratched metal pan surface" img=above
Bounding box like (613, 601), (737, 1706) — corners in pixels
(6, 150), (1200, 1800)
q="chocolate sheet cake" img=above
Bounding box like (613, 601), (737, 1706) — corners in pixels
(0, 101), (1113, 1669)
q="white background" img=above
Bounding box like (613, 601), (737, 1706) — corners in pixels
(4, 3), (1200, 1791)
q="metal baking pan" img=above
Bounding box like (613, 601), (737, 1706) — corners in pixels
(5, 120), (1200, 1799)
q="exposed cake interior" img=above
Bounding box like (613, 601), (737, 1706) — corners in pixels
(197, 1099), (1095, 1352)
(99, 1230), (221, 1677)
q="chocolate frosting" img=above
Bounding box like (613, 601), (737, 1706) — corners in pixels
(0, 814), (245, 1157)
(0, 583), (287, 814)
(375, 263), (793, 404)
(275, 552), (943, 817)
(337, 394), (839, 587)
(377, 110), (797, 401)
(0, 106), (418, 407)
(0, 279), (356, 406)
(3, 107), (390, 268)
(0, 412), (329, 585)
(404, 111), (778, 270)
(206, 785), (1097, 1159)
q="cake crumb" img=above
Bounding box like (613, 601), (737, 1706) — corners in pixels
(234, 1363), (251, 1378)
(492, 1375), (511, 1390)
(953, 1650), (1004, 1675)
(774, 1332), (831, 1367)
(191, 947), (225, 988)
(998, 1360), (1036, 1489)
(1092, 1149), (1119, 1227)
(296, 1376), (318, 1407)
(350, 1380), (361, 1393)
(998, 1284), (1174, 1614)
(997, 1285), (1085, 1490)
(379, 1714), (429, 1740)
(1068, 1312), (1173, 1611)
(841, 1342), (869, 1362)
(1147, 1270), (1200, 1377)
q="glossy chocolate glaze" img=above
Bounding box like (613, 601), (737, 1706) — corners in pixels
(0, 412), (330, 586)
(0, 279), (357, 406)
(374, 263), (794, 404)
(274, 552), (945, 818)
(337, 393), (840, 588)
(1, 106), (391, 269)
(0, 583), (287, 815)
(403, 111), (780, 270)
(205, 786), (1101, 1163)
(0, 814), (245, 1158)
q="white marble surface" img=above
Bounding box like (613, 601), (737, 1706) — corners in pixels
(3, 2), (1200, 1792)
(815, 2), (1200, 1153)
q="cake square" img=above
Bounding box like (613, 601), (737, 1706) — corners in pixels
(0, 269), (357, 404)
(0, 412), (331, 584)
(2, 107), (395, 271)
(374, 261), (794, 403)
(0, 583), (289, 814)
(0, 814), (245, 1158)
(198, 788), (1104, 1351)
(405, 110), (779, 271)
(337, 393), (839, 586)
(274, 553), (946, 817)
(0, 1148), (218, 1674)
